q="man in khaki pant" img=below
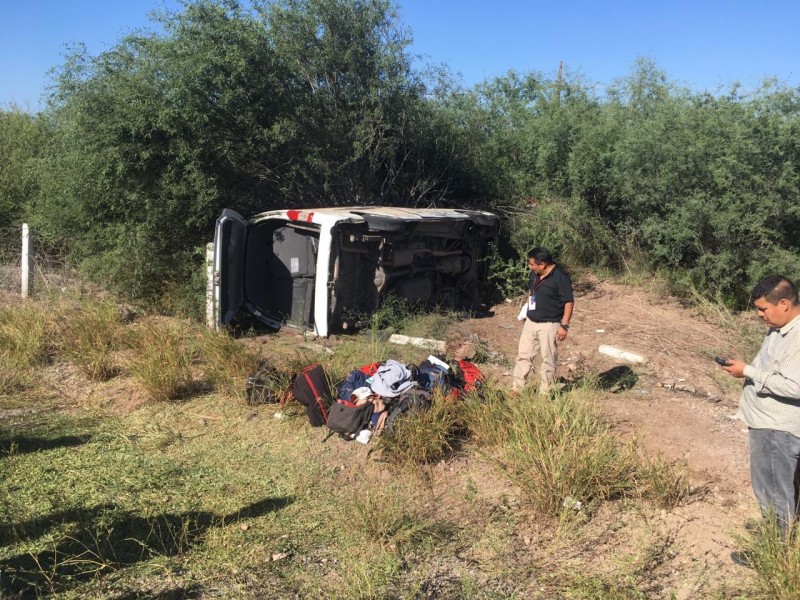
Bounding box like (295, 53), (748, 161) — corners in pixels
(512, 248), (574, 394)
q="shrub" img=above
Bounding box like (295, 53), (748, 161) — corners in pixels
(488, 253), (529, 302)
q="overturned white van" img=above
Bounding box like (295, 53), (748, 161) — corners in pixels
(211, 206), (500, 337)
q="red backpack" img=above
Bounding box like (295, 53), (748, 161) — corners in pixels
(458, 360), (484, 394)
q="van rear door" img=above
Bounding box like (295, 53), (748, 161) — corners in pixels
(213, 209), (247, 328)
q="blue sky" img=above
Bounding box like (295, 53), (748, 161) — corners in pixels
(2, 0), (799, 112)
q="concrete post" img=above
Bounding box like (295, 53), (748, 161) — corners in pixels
(205, 242), (216, 329)
(21, 223), (33, 299)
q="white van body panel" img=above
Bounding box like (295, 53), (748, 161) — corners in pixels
(212, 206), (500, 336)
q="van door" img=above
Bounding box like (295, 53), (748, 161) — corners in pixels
(213, 209), (247, 328)
(263, 224), (318, 327)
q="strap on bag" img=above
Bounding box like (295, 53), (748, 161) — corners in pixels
(304, 370), (328, 424)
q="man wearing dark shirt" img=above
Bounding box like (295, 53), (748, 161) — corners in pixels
(512, 247), (574, 394)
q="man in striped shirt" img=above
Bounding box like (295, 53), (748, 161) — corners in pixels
(721, 275), (800, 539)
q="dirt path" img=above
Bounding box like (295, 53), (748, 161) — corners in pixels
(459, 276), (760, 589)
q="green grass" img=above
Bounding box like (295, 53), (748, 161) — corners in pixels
(196, 327), (263, 401)
(461, 386), (692, 516)
(0, 294), (753, 598)
(376, 391), (464, 465)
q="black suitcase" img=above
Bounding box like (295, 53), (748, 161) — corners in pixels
(292, 363), (332, 427)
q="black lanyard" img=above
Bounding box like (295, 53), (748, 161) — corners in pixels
(532, 274), (548, 295)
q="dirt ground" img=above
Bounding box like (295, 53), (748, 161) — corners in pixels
(455, 275), (761, 593)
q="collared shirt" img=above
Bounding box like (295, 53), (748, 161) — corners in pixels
(526, 265), (574, 322)
(737, 313), (800, 436)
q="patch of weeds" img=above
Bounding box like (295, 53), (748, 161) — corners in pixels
(562, 574), (648, 599)
(689, 287), (739, 328)
(733, 313), (768, 364)
(347, 294), (458, 338)
(57, 298), (123, 380)
(377, 392), (464, 465)
(351, 487), (448, 552)
(739, 516), (800, 600)
(337, 552), (404, 599)
(321, 337), (387, 385)
(463, 477), (479, 504)
(0, 302), (52, 393)
(636, 454), (695, 509)
(461, 387), (512, 446)
(195, 328), (262, 400)
(401, 310), (460, 341)
(125, 321), (194, 401)
(472, 386), (640, 516)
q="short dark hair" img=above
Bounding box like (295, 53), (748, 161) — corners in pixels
(750, 275), (799, 305)
(527, 247), (554, 264)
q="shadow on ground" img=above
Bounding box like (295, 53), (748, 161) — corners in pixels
(563, 365), (638, 394)
(0, 496), (293, 597)
(0, 434), (91, 457)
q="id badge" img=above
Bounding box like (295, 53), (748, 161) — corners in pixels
(528, 295), (536, 311)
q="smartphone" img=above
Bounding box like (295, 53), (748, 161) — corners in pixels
(714, 356), (731, 366)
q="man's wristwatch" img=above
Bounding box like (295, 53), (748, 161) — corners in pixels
(560, 323), (569, 330)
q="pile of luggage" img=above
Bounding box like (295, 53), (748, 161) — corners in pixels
(292, 356), (484, 443)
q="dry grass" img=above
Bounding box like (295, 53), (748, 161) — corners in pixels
(195, 328), (262, 401)
(740, 518), (800, 600)
(0, 301), (52, 393)
(56, 299), (124, 380)
(125, 320), (194, 401)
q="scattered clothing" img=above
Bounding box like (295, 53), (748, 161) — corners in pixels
(369, 360), (415, 398)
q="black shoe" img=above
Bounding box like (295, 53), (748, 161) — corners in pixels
(731, 550), (752, 568)
(744, 520), (759, 532)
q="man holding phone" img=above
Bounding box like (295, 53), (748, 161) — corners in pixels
(719, 275), (800, 552)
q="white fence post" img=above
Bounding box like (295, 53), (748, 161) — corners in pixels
(205, 242), (216, 329)
(21, 223), (33, 299)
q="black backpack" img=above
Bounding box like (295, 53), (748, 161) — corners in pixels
(324, 401), (374, 441)
(385, 389), (432, 432)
